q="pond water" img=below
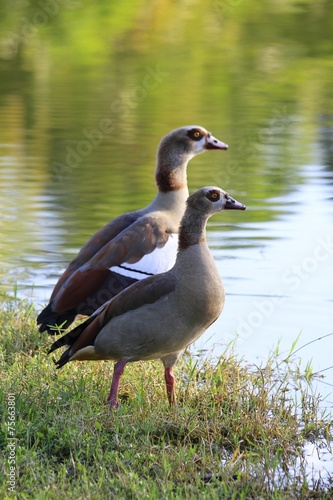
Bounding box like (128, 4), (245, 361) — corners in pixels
(0, 0), (332, 420)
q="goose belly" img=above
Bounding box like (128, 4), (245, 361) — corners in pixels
(110, 233), (178, 280)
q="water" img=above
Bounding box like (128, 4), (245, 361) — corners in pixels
(198, 164), (333, 392)
(0, 0), (332, 480)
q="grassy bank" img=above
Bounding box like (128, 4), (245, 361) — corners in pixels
(0, 298), (332, 499)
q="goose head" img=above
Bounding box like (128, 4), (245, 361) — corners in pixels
(178, 187), (246, 250)
(187, 186), (246, 216)
(156, 126), (228, 192)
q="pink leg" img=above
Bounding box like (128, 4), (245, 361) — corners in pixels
(164, 366), (177, 406)
(107, 359), (128, 409)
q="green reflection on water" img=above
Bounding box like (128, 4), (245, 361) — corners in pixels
(0, 0), (332, 289)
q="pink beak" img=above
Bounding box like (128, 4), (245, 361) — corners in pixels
(205, 134), (228, 150)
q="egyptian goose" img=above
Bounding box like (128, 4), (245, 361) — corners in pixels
(38, 126), (228, 334)
(49, 186), (246, 408)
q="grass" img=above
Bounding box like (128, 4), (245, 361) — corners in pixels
(0, 297), (332, 499)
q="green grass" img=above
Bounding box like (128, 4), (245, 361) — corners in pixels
(1, 297), (332, 499)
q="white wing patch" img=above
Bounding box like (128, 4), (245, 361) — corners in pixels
(111, 233), (178, 280)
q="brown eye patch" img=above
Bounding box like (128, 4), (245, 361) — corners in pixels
(187, 128), (204, 141)
(207, 189), (220, 202)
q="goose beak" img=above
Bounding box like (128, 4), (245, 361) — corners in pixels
(225, 195), (246, 210)
(205, 134), (228, 150)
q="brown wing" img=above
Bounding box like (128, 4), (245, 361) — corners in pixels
(81, 214), (171, 270)
(52, 214), (173, 311)
(101, 272), (177, 325)
(50, 273), (177, 366)
(50, 211), (141, 299)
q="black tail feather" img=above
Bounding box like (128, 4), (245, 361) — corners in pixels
(37, 302), (77, 335)
(53, 347), (73, 369)
(47, 316), (92, 354)
(48, 316), (94, 368)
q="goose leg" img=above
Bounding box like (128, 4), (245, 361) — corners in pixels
(164, 366), (177, 406)
(107, 359), (128, 408)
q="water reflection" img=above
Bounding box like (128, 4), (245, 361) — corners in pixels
(0, 0), (332, 374)
(196, 164), (333, 409)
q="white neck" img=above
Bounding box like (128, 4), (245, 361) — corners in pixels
(143, 187), (189, 218)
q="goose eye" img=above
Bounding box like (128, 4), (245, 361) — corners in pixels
(207, 190), (220, 202)
(188, 129), (204, 141)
